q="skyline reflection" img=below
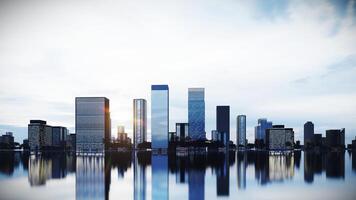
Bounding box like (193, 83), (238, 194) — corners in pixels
(0, 151), (354, 199)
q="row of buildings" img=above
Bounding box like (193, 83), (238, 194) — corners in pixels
(25, 85), (347, 152)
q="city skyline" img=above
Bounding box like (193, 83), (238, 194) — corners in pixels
(0, 0), (356, 144)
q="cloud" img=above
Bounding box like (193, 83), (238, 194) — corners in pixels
(0, 0), (355, 144)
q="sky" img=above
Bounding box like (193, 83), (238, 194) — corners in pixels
(0, 0), (355, 143)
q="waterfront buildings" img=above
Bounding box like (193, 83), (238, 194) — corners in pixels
(52, 126), (68, 147)
(325, 129), (345, 148)
(188, 88), (205, 140)
(266, 125), (294, 150)
(237, 115), (246, 148)
(216, 106), (230, 147)
(28, 120), (52, 151)
(255, 118), (273, 144)
(133, 99), (147, 149)
(75, 97), (111, 152)
(176, 123), (189, 142)
(0, 132), (14, 146)
(304, 121), (314, 147)
(211, 130), (219, 142)
(151, 85), (169, 149)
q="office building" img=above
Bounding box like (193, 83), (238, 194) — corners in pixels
(176, 123), (188, 142)
(216, 106), (230, 147)
(133, 99), (147, 148)
(75, 97), (111, 152)
(151, 85), (169, 149)
(117, 126), (129, 143)
(304, 121), (314, 147)
(28, 120), (52, 151)
(52, 126), (68, 147)
(0, 132), (14, 145)
(255, 118), (273, 143)
(237, 115), (246, 147)
(266, 125), (294, 150)
(325, 129), (345, 148)
(188, 88), (205, 140)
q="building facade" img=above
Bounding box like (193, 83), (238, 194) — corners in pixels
(237, 115), (246, 147)
(188, 88), (205, 140)
(266, 125), (294, 150)
(75, 97), (111, 152)
(28, 120), (52, 151)
(133, 99), (147, 148)
(151, 85), (169, 149)
(325, 129), (345, 148)
(255, 118), (273, 143)
(176, 123), (189, 142)
(216, 106), (230, 147)
(304, 121), (314, 146)
(52, 126), (68, 147)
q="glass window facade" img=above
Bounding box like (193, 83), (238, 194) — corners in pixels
(75, 97), (110, 152)
(151, 85), (169, 149)
(188, 88), (205, 140)
(237, 115), (246, 147)
(133, 99), (147, 148)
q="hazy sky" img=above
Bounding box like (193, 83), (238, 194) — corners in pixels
(0, 0), (355, 143)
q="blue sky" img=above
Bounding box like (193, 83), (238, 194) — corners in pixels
(0, 0), (355, 143)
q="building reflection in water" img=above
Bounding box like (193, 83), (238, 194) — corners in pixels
(134, 152), (148, 200)
(237, 152), (247, 190)
(188, 153), (206, 200)
(28, 153), (75, 186)
(216, 152), (230, 196)
(76, 155), (111, 200)
(304, 151), (345, 183)
(353, 151), (356, 173)
(152, 154), (169, 200)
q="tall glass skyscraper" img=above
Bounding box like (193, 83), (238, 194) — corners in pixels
(188, 88), (205, 140)
(254, 118), (272, 143)
(151, 85), (169, 149)
(75, 97), (111, 152)
(237, 115), (246, 147)
(133, 99), (147, 149)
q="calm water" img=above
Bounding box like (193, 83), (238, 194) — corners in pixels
(0, 150), (356, 200)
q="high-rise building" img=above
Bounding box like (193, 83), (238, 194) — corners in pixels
(117, 126), (128, 143)
(151, 85), (169, 149)
(211, 130), (219, 142)
(237, 115), (246, 147)
(75, 97), (111, 152)
(255, 118), (273, 143)
(28, 120), (52, 151)
(216, 106), (230, 147)
(176, 123), (188, 142)
(188, 88), (205, 140)
(304, 121), (314, 146)
(133, 99), (147, 148)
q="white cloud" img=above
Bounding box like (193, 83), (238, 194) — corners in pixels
(0, 0), (355, 143)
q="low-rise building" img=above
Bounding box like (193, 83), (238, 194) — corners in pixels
(266, 125), (294, 150)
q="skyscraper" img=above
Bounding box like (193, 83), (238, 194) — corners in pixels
(151, 85), (169, 149)
(75, 97), (111, 152)
(304, 121), (314, 146)
(188, 88), (205, 140)
(237, 115), (246, 148)
(216, 106), (230, 147)
(133, 99), (147, 148)
(255, 118), (273, 143)
(176, 123), (189, 142)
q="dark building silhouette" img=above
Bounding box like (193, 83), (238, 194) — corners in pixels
(325, 129), (345, 148)
(216, 153), (229, 196)
(304, 121), (314, 147)
(216, 106), (230, 147)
